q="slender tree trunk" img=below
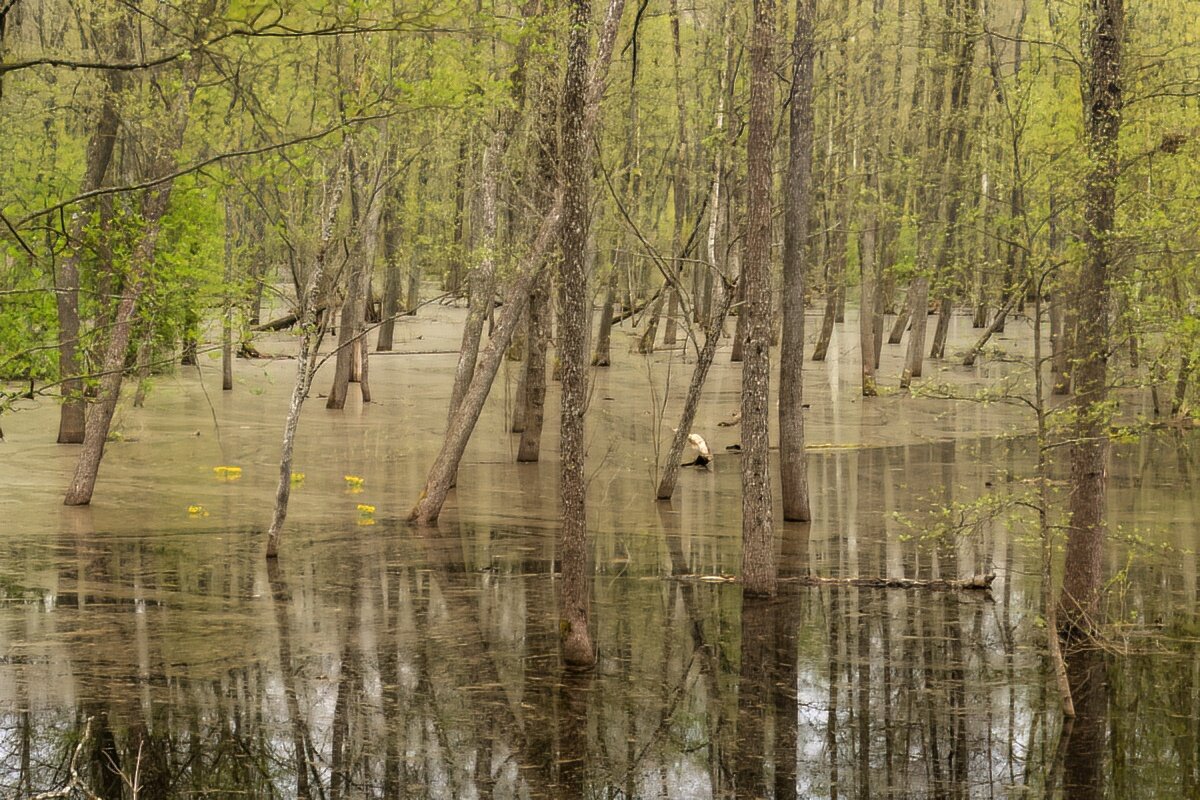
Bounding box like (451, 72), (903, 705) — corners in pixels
(376, 186), (404, 351)
(888, 287), (911, 344)
(901, 276), (931, 387)
(638, 289), (666, 353)
(741, 0), (777, 597)
(63, 188), (174, 506)
(929, 295), (953, 359)
(266, 153), (348, 558)
(591, 267), (618, 366)
(449, 130), (505, 420)
(62, 39), (204, 505)
(780, 0), (814, 523)
(222, 202), (235, 391)
(656, 278), (737, 501)
(327, 147), (384, 409)
(557, 0), (596, 669)
(408, 0), (626, 526)
(1059, 0), (1123, 637)
(516, 276), (549, 461)
(859, 223), (879, 396)
(56, 65), (123, 444)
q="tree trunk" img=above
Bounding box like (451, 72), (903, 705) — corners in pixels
(741, 0), (777, 597)
(63, 41), (202, 504)
(222, 201), (235, 391)
(901, 276), (930, 388)
(327, 148), (384, 409)
(449, 130), (504, 420)
(63, 188), (174, 506)
(517, 276), (549, 462)
(266, 153), (348, 558)
(409, 0), (627, 526)
(859, 223), (879, 396)
(656, 279), (736, 501)
(637, 288), (666, 353)
(56, 64), (123, 444)
(556, 0), (596, 669)
(929, 295), (952, 359)
(887, 287), (911, 345)
(779, 0), (814, 523)
(1060, 0), (1123, 637)
(376, 193), (403, 351)
(591, 267), (618, 366)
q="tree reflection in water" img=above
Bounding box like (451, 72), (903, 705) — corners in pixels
(0, 437), (1197, 797)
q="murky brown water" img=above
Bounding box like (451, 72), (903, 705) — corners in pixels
(0, 309), (1197, 798)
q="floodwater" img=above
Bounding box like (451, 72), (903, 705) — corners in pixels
(0, 308), (1197, 798)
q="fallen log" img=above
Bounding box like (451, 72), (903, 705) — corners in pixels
(670, 572), (995, 592)
(252, 311), (301, 332)
(613, 288), (663, 325)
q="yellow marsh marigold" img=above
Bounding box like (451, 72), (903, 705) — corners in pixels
(214, 466), (243, 481)
(356, 504), (376, 516)
(187, 505), (209, 517)
(290, 472), (305, 484)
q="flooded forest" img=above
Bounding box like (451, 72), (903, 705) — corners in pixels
(2, 0), (1200, 796)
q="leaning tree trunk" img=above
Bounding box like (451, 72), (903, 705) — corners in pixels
(408, 0), (627, 526)
(591, 266), (618, 366)
(557, 0), (595, 668)
(449, 130), (505, 421)
(63, 188), (174, 506)
(1059, 0), (1123, 637)
(741, 0), (777, 596)
(63, 42), (202, 505)
(56, 65), (123, 444)
(779, 0), (814, 523)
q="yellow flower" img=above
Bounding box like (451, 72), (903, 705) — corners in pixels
(214, 466), (243, 481)
(187, 504), (209, 517)
(356, 518), (376, 527)
(344, 475), (364, 488)
(356, 504), (376, 516)
(290, 472), (305, 484)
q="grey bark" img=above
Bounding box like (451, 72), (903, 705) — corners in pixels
(780, 0), (814, 522)
(409, 0), (627, 525)
(741, 0), (777, 596)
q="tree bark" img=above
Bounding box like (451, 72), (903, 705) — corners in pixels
(63, 187), (173, 506)
(449, 130), (504, 421)
(741, 0), (777, 597)
(222, 201), (235, 391)
(266, 153), (348, 558)
(516, 275), (549, 461)
(780, 0), (814, 523)
(376, 183), (404, 351)
(327, 145), (384, 409)
(1060, 0), (1123, 637)
(556, 0), (595, 669)
(656, 278), (736, 501)
(409, 0), (627, 525)
(63, 42), (203, 505)
(56, 60), (124, 444)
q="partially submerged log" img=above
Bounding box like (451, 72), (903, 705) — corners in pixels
(252, 311), (301, 332)
(671, 572), (995, 592)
